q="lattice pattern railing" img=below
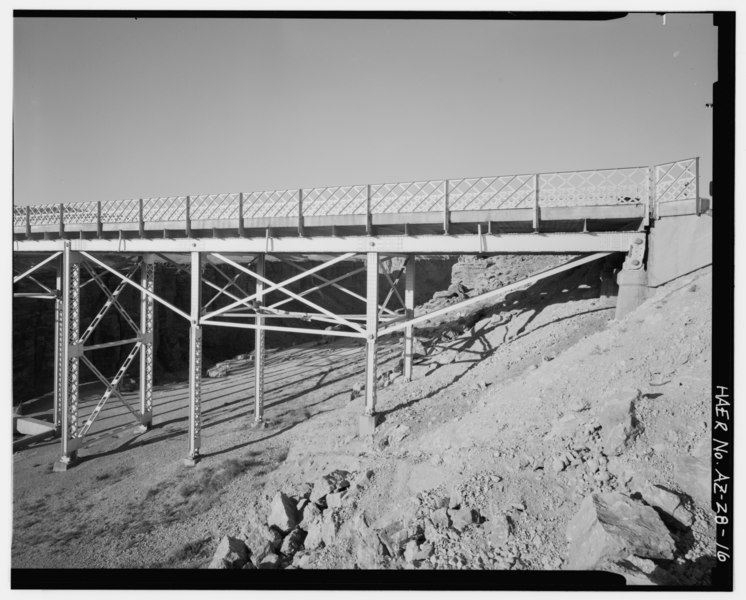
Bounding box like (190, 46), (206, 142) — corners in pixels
(243, 189), (299, 219)
(370, 180), (445, 214)
(539, 166), (650, 207)
(654, 158), (698, 205)
(449, 174), (536, 210)
(191, 193), (241, 221)
(14, 158), (698, 230)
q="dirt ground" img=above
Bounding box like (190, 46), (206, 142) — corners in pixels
(12, 257), (713, 583)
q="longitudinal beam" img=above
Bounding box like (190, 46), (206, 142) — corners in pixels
(201, 319), (366, 339)
(17, 231), (642, 255)
(379, 252), (613, 337)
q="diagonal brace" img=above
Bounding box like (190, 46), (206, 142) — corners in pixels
(208, 253), (366, 334)
(79, 262), (141, 345)
(80, 251), (192, 322)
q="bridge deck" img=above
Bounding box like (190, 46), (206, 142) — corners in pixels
(14, 157), (700, 253)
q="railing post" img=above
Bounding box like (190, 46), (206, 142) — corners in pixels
(59, 203), (65, 239)
(298, 189), (305, 237)
(533, 174), (540, 232)
(96, 201), (103, 238)
(138, 199), (145, 237)
(443, 180), (450, 234)
(238, 193), (245, 237)
(366, 184), (373, 235)
(694, 157), (701, 215)
(25, 206), (31, 239)
(185, 196), (192, 237)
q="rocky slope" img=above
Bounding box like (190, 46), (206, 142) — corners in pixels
(12, 255), (713, 586)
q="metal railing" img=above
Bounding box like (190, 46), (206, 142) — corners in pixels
(13, 157), (699, 231)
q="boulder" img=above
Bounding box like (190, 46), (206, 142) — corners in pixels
(449, 507), (476, 532)
(403, 539), (420, 563)
(299, 502), (322, 530)
(597, 389), (641, 456)
(280, 528), (306, 556)
(430, 507), (450, 529)
(309, 470), (351, 504)
(566, 492), (676, 570)
(674, 455), (710, 507)
(268, 492), (299, 533)
(320, 509), (342, 546)
(326, 490), (347, 508)
(303, 518), (324, 551)
(377, 520), (410, 557)
(258, 552), (281, 569)
(638, 482), (695, 528)
(207, 536), (249, 569)
(241, 521), (282, 561)
(485, 514), (511, 548)
(596, 556), (658, 586)
(349, 513), (386, 567)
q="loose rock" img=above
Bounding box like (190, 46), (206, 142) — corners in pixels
(268, 492), (299, 533)
(208, 536), (249, 569)
(566, 492), (676, 569)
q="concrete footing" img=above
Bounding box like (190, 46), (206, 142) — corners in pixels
(615, 269), (649, 320)
(359, 414), (379, 436)
(132, 424), (150, 435)
(250, 419), (268, 430)
(53, 455), (77, 472)
(183, 455), (200, 467)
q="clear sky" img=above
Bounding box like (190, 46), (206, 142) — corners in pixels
(13, 12), (717, 207)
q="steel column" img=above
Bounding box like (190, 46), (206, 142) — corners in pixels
(139, 255), (155, 429)
(253, 254), (266, 425)
(365, 252), (379, 415)
(187, 251), (202, 464)
(56, 243), (81, 469)
(403, 255), (416, 381)
(53, 256), (63, 431)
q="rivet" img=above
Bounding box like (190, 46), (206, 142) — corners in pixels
(634, 238), (643, 245)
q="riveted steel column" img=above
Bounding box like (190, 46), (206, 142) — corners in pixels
(253, 254), (266, 425)
(53, 256), (63, 432)
(403, 255), (416, 381)
(139, 254), (155, 429)
(365, 252), (379, 414)
(55, 242), (81, 470)
(533, 174), (541, 232)
(186, 251), (202, 465)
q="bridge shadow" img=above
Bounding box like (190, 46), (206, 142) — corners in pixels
(378, 257), (621, 422)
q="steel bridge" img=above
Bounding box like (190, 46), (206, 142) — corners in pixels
(12, 157), (703, 470)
